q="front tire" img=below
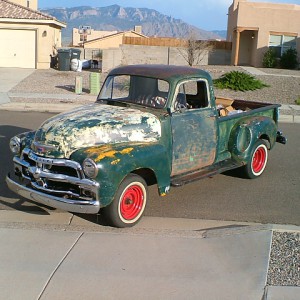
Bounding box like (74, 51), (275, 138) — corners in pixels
(241, 140), (268, 179)
(102, 174), (148, 228)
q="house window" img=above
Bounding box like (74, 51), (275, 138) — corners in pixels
(27, 0), (30, 8)
(80, 34), (87, 42)
(269, 34), (297, 57)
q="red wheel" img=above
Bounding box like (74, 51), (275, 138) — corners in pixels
(241, 140), (268, 179)
(119, 182), (146, 222)
(251, 144), (267, 175)
(102, 174), (147, 228)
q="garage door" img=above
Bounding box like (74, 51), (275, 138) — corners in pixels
(0, 29), (36, 68)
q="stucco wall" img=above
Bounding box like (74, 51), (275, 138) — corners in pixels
(83, 32), (147, 50)
(72, 28), (117, 47)
(102, 44), (231, 72)
(84, 34), (124, 49)
(227, 0), (300, 67)
(9, 0), (38, 10)
(239, 1), (300, 66)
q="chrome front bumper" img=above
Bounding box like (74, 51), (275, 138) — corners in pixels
(6, 174), (100, 214)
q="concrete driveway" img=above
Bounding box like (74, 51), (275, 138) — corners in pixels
(0, 67), (35, 103)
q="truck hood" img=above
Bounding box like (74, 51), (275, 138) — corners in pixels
(32, 104), (161, 158)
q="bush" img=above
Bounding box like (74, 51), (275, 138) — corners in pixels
(295, 97), (300, 105)
(280, 48), (298, 69)
(262, 48), (277, 68)
(213, 71), (269, 92)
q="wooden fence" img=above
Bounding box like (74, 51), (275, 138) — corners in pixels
(123, 36), (232, 50)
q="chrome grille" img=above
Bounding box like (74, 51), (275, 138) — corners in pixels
(13, 148), (99, 201)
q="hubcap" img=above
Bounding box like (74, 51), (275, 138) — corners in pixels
(252, 146), (266, 173)
(120, 185), (144, 220)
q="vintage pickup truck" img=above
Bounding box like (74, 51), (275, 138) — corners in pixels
(7, 64), (286, 227)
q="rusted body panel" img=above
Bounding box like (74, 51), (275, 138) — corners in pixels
(33, 104), (161, 158)
(216, 103), (279, 164)
(6, 64), (284, 217)
(71, 142), (171, 206)
(171, 108), (217, 175)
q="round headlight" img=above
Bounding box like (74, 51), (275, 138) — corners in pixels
(83, 158), (98, 178)
(9, 137), (21, 154)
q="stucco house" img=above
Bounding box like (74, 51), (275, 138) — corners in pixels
(72, 27), (118, 47)
(82, 26), (147, 50)
(227, 0), (300, 67)
(0, 0), (66, 69)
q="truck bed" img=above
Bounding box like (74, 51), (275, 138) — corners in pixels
(216, 97), (280, 119)
(215, 98), (280, 163)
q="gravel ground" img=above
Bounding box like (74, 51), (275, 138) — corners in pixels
(267, 231), (300, 286)
(10, 66), (300, 106)
(201, 65), (300, 105)
(11, 68), (97, 95)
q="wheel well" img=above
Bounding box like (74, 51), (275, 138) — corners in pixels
(259, 134), (271, 149)
(131, 168), (157, 186)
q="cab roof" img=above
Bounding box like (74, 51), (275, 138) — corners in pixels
(108, 64), (212, 83)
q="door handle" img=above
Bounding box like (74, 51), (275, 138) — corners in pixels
(206, 113), (215, 118)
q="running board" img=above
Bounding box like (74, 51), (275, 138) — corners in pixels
(171, 159), (243, 187)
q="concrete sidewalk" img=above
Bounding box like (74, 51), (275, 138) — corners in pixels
(0, 68), (35, 104)
(0, 210), (299, 300)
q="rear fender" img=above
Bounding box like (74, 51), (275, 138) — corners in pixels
(228, 116), (277, 164)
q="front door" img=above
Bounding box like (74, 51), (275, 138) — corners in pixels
(171, 80), (217, 176)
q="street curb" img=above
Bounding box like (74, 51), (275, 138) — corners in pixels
(0, 102), (83, 113)
(0, 210), (299, 233)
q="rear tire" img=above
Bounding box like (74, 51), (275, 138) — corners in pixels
(102, 174), (147, 228)
(241, 140), (268, 179)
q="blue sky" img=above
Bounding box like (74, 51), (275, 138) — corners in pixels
(39, 0), (300, 30)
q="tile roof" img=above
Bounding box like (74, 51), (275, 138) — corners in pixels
(0, 0), (58, 21)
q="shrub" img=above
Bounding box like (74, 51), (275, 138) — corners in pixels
(295, 97), (300, 105)
(280, 48), (298, 69)
(213, 71), (269, 92)
(262, 48), (277, 68)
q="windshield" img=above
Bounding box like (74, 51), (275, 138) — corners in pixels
(97, 75), (169, 109)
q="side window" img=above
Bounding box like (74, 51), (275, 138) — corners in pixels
(174, 80), (209, 111)
(185, 80), (209, 109)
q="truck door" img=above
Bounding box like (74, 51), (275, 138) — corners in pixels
(171, 79), (217, 176)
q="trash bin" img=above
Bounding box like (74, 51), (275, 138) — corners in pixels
(57, 49), (71, 71)
(70, 48), (81, 60)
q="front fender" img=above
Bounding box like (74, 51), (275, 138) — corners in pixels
(228, 116), (277, 163)
(71, 143), (171, 207)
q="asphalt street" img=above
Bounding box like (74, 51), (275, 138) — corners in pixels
(0, 111), (299, 226)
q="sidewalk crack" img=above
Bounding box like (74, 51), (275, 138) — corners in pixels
(68, 214), (74, 226)
(37, 232), (84, 300)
